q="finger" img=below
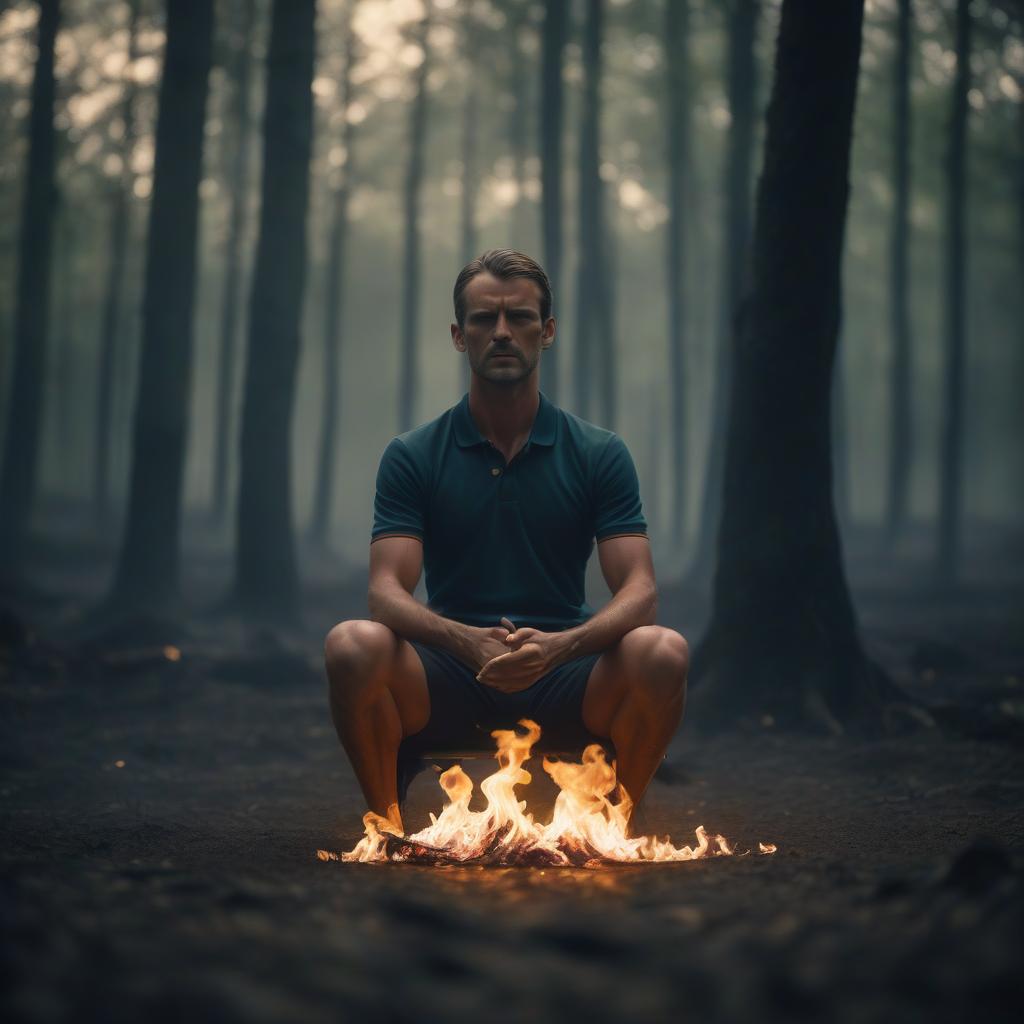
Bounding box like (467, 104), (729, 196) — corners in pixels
(500, 617), (516, 634)
(505, 629), (537, 651)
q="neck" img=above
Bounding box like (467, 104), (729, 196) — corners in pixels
(467, 373), (541, 448)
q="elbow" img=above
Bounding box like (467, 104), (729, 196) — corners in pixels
(641, 584), (658, 626)
(366, 587), (386, 623)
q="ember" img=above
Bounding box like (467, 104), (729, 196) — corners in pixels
(325, 720), (777, 867)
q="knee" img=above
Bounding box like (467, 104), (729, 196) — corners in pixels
(324, 619), (397, 694)
(624, 625), (689, 707)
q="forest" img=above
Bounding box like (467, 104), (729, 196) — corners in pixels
(1, 0), (1022, 1021)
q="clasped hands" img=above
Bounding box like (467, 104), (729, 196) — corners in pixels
(468, 617), (566, 694)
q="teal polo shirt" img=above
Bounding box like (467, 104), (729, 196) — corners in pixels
(371, 391), (647, 631)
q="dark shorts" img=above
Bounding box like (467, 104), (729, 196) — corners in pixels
(396, 642), (611, 801)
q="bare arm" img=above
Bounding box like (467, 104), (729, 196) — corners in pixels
(367, 535), (509, 671)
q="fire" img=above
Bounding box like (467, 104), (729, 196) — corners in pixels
(327, 720), (777, 867)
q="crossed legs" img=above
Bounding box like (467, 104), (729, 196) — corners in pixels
(325, 621), (688, 832)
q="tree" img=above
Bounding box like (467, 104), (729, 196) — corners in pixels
(692, 0), (902, 732)
(310, 0), (357, 546)
(94, 0), (141, 532)
(539, 0), (567, 405)
(0, 0), (61, 582)
(458, 0), (480, 395)
(936, 0), (971, 584)
(233, 0), (316, 616)
(397, 0), (432, 434)
(885, 0), (913, 545)
(664, 0), (692, 551)
(690, 0), (759, 584)
(211, 0), (257, 528)
(108, 0), (213, 610)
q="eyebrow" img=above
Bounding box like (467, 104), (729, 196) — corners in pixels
(467, 306), (539, 318)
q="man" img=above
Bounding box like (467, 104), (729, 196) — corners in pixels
(325, 249), (687, 835)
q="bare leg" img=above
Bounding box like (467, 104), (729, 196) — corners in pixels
(324, 620), (430, 833)
(582, 625), (688, 820)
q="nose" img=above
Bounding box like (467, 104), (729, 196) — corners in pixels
(493, 311), (512, 340)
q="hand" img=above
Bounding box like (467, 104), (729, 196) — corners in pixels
(457, 622), (516, 674)
(475, 619), (566, 694)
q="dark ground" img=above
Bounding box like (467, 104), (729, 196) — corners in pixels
(2, 526), (1023, 1023)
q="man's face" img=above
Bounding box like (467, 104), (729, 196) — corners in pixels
(451, 273), (555, 384)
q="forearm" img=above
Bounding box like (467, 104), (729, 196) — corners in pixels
(367, 582), (470, 661)
(553, 581), (657, 664)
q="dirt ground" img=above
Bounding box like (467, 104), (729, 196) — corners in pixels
(2, 547), (1023, 1023)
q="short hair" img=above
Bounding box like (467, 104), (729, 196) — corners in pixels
(453, 249), (553, 328)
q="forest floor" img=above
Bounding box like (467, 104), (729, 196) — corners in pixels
(1, 533), (1024, 1023)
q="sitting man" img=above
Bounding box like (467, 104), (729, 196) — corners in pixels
(325, 249), (688, 835)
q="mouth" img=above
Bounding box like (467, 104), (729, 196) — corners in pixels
(491, 353), (519, 360)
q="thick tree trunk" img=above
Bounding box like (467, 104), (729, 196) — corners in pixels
(664, 0), (691, 551)
(885, 0), (913, 544)
(573, 0), (614, 428)
(690, 0), (758, 584)
(936, 0), (970, 585)
(693, 0), (902, 733)
(0, 0), (60, 580)
(234, 0), (316, 617)
(397, 1), (431, 434)
(94, 0), (140, 533)
(539, 0), (567, 405)
(109, 0), (213, 609)
(310, 1), (357, 546)
(211, 0), (256, 528)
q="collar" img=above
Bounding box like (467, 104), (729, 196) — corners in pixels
(453, 390), (558, 449)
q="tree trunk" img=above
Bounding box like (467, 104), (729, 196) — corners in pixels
(94, 0), (140, 533)
(458, 0), (479, 395)
(573, 0), (614, 428)
(936, 0), (970, 585)
(664, 0), (691, 551)
(693, 0), (902, 733)
(506, 7), (529, 250)
(234, 0), (316, 617)
(397, 1), (431, 434)
(885, 0), (913, 545)
(539, 0), (567, 405)
(690, 0), (758, 584)
(211, 0), (257, 528)
(108, 0), (213, 610)
(54, 195), (75, 474)
(310, 0), (357, 546)
(0, 0), (60, 580)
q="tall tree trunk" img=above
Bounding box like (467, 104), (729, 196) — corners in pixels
(234, 0), (316, 617)
(211, 0), (256, 528)
(885, 0), (913, 544)
(310, 0), (356, 546)
(506, 7), (529, 250)
(397, 1), (431, 434)
(94, 0), (140, 533)
(458, 0), (479, 395)
(693, 0), (902, 733)
(690, 0), (758, 584)
(936, 0), (970, 585)
(664, 0), (691, 551)
(573, 0), (614, 428)
(832, 347), (851, 525)
(0, 0), (60, 580)
(539, 0), (567, 405)
(54, 195), (75, 474)
(109, 0), (213, 609)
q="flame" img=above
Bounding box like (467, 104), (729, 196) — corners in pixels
(333, 720), (777, 867)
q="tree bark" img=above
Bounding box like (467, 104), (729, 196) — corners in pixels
(94, 0), (140, 533)
(936, 0), (970, 585)
(690, 0), (758, 583)
(539, 0), (567, 405)
(211, 0), (257, 528)
(234, 0), (316, 617)
(310, 0), (357, 546)
(885, 0), (913, 544)
(693, 0), (902, 733)
(397, 1), (431, 434)
(0, 0), (60, 580)
(458, 0), (479, 395)
(109, 0), (213, 609)
(664, 0), (691, 551)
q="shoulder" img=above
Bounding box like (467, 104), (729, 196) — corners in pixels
(555, 408), (633, 469)
(384, 403), (458, 465)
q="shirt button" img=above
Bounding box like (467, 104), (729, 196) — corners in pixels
(491, 467), (501, 476)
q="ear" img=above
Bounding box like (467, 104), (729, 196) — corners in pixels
(540, 316), (556, 350)
(451, 322), (466, 353)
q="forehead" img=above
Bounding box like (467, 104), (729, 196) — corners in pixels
(462, 272), (543, 314)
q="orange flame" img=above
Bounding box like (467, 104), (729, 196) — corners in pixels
(336, 719), (776, 867)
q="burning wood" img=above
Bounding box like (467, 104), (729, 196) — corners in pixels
(327, 720), (777, 867)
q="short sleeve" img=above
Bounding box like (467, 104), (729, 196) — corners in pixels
(371, 438), (426, 541)
(592, 434), (648, 541)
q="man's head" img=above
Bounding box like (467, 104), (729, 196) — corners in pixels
(451, 249), (555, 385)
